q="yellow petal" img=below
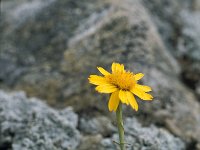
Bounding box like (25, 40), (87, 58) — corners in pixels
(95, 84), (117, 93)
(88, 75), (107, 85)
(108, 90), (120, 112)
(111, 62), (117, 73)
(135, 84), (152, 92)
(112, 62), (125, 74)
(131, 87), (153, 100)
(134, 73), (144, 80)
(119, 64), (125, 73)
(119, 90), (129, 105)
(97, 67), (110, 76)
(116, 63), (125, 73)
(126, 91), (138, 111)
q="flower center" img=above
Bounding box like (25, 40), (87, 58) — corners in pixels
(106, 71), (136, 90)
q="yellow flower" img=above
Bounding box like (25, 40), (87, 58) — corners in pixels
(88, 62), (153, 112)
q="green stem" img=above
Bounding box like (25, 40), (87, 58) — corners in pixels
(116, 102), (125, 150)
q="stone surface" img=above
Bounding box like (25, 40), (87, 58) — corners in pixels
(0, 90), (80, 150)
(178, 10), (200, 99)
(142, 0), (200, 99)
(0, 0), (111, 105)
(142, 0), (192, 50)
(0, 90), (186, 150)
(1, 0), (200, 149)
(79, 116), (116, 136)
(79, 118), (185, 150)
(61, 0), (200, 146)
(179, 10), (200, 61)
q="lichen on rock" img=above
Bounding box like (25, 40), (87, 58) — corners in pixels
(0, 90), (80, 150)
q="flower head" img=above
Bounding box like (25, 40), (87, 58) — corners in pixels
(88, 62), (153, 112)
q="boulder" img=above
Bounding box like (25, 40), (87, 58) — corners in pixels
(142, 0), (200, 99)
(78, 118), (185, 150)
(0, 90), (80, 150)
(1, 0), (200, 148)
(0, 90), (186, 150)
(178, 10), (200, 99)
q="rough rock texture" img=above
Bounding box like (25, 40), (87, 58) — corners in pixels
(1, 0), (200, 149)
(0, 90), (80, 150)
(178, 10), (200, 99)
(0, 90), (186, 150)
(0, 0), (112, 105)
(79, 116), (116, 136)
(142, 0), (200, 99)
(142, 0), (192, 50)
(78, 118), (185, 150)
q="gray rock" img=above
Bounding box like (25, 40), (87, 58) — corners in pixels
(123, 118), (185, 150)
(142, 0), (200, 99)
(77, 134), (104, 150)
(1, 0), (200, 148)
(177, 10), (200, 99)
(62, 0), (200, 146)
(2, 0), (56, 28)
(0, 90), (186, 150)
(0, 0), (112, 102)
(179, 10), (200, 61)
(0, 90), (80, 150)
(79, 116), (116, 136)
(142, 0), (192, 51)
(81, 117), (185, 150)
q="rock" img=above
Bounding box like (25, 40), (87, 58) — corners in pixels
(0, 90), (80, 150)
(62, 0), (200, 146)
(0, 90), (186, 150)
(77, 134), (103, 150)
(89, 118), (185, 150)
(179, 10), (200, 61)
(0, 0), (112, 105)
(142, 0), (200, 99)
(0, 0), (180, 107)
(178, 10), (200, 99)
(142, 0), (191, 50)
(79, 116), (116, 136)
(193, 0), (200, 10)
(1, 0), (200, 148)
(123, 118), (185, 150)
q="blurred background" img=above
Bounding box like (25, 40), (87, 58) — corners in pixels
(0, 0), (200, 149)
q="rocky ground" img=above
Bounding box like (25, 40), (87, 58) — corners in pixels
(0, 0), (200, 149)
(0, 90), (185, 150)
